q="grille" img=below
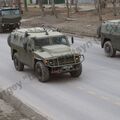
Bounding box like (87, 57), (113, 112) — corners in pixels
(58, 55), (75, 65)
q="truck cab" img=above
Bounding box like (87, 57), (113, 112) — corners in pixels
(8, 27), (84, 82)
(99, 20), (120, 57)
(0, 7), (21, 32)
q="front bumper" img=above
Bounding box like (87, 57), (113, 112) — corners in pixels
(1, 22), (21, 29)
(48, 55), (85, 73)
(50, 63), (81, 73)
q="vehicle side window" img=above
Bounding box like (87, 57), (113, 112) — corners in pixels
(61, 37), (68, 45)
(27, 39), (34, 51)
(117, 25), (120, 33)
(18, 36), (23, 47)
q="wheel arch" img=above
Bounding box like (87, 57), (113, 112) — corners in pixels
(12, 49), (17, 60)
(102, 38), (111, 48)
(34, 58), (43, 70)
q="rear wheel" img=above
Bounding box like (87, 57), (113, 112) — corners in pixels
(0, 26), (3, 33)
(104, 41), (116, 57)
(35, 61), (50, 82)
(13, 53), (24, 71)
(7, 35), (11, 46)
(70, 63), (82, 77)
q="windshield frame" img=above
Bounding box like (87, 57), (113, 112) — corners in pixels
(50, 36), (70, 46)
(1, 9), (20, 16)
(33, 36), (70, 50)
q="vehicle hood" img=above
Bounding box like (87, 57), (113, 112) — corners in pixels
(34, 45), (77, 59)
(2, 16), (21, 24)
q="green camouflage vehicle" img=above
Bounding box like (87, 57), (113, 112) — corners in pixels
(8, 27), (84, 82)
(98, 20), (120, 57)
(0, 7), (21, 32)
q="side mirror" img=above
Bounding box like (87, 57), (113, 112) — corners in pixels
(23, 42), (27, 50)
(71, 36), (74, 44)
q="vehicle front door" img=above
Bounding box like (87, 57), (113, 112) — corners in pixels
(25, 39), (34, 67)
(109, 24), (120, 50)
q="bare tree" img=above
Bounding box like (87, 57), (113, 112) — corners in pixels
(94, 0), (107, 10)
(66, 0), (70, 17)
(51, 0), (57, 18)
(17, 0), (22, 12)
(74, 0), (79, 12)
(98, 0), (103, 22)
(24, 0), (28, 11)
(38, 0), (45, 16)
(111, 0), (117, 16)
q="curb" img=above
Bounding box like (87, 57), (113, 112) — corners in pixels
(0, 89), (50, 120)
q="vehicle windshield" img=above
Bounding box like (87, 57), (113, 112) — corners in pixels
(34, 36), (69, 49)
(1, 9), (20, 16)
(51, 36), (69, 45)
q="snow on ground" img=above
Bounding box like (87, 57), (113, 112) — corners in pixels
(0, 34), (120, 120)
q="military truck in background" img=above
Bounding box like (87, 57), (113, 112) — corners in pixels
(0, 7), (21, 32)
(98, 20), (120, 57)
(8, 27), (84, 82)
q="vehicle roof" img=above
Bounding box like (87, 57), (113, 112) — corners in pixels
(14, 27), (64, 38)
(104, 19), (120, 24)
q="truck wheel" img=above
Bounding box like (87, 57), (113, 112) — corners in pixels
(13, 53), (24, 71)
(104, 41), (116, 57)
(35, 61), (50, 82)
(0, 26), (3, 33)
(70, 63), (82, 77)
(7, 35), (11, 46)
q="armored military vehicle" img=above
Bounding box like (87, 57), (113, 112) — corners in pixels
(8, 27), (84, 82)
(0, 7), (21, 32)
(98, 20), (120, 57)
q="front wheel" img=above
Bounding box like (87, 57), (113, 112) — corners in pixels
(13, 53), (24, 71)
(35, 61), (50, 82)
(0, 26), (3, 33)
(70, 63), (82, 77)
(104, 41), (116, 57)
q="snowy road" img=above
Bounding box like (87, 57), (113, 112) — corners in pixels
(0, 34), (120, 120)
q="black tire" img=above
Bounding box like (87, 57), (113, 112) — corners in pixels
(7, 35), (11, 46)
(104, 41), (116, 57)
(35, 61), (50, 82)
(70, 63), (82, 77)
(13, 53), (24, 71)
(0, 26), (3, 33)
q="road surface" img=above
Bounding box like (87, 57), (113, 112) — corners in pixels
(0, 34), (120, 120)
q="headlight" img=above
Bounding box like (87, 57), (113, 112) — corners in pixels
(47, 59), (58, 66)
(2, 24), (4, 27)
(75, 56), (80, 62)
(49, 61), (53, 65)
(49, 60), (54, 66)
(43, 60), (49, 64)
(44, 59), (54, 66)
